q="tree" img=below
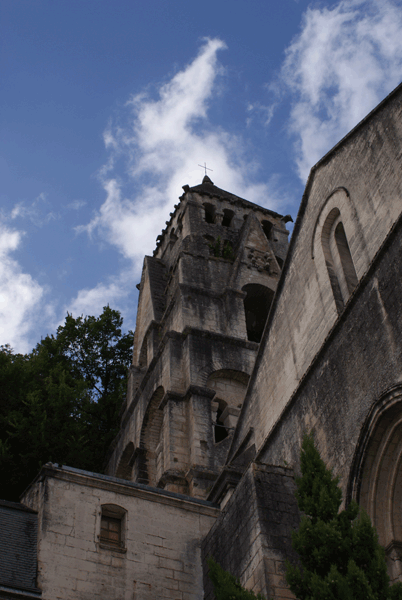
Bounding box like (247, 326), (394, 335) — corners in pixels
(51, 306), (134, 462)
(286, 433), (402, 600)
(207, 557), (266, 600)
(0, 307), (133, 501)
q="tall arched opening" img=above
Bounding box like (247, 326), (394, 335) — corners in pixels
(206, 369), (249, 444)
(242, 284), (274, 343)
(137, 386), (165, 487)
(321, 207), (358, 312)
(350, 387), (402, 583)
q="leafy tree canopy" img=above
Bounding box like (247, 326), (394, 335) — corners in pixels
(0, 306), (133, 501)
(286, 433), (402, 600)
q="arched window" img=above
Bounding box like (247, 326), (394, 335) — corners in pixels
(334, 222), (358, 296)
(242, 284), (275, 343)
(322, 208), (358, 313)
(214, 400), (229, 443)
(222, 209), (234, 227)
(261, 220), (273, 240)
(351, 389), (402, 583)
(99, 504), (127, 550)
(207, 370), (249, 443)
(204, 203), (216, 224)
(137, 386), (165, 486)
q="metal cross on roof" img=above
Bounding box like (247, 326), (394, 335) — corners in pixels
(198, 162), (213, 176)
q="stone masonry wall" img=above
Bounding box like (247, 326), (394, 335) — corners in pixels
(202, 463), (299, 600)
(259, 212), (402, 501)
(21, 465), (218, 600)
(107, 327), (258, 485)
(230, 85), (402, 463)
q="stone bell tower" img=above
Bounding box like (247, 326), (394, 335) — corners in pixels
(106, 176), (291, 499)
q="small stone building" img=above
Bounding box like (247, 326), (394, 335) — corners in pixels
(3, 81), (402, 598)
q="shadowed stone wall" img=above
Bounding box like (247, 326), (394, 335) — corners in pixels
(202, 463), (299, 600)
(230, 86), (402, 464)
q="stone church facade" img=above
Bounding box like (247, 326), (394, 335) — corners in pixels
(2, 82), (402, 599)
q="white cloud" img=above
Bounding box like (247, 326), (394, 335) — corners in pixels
(65, 270), (135, 321)
(0, 224), (44, 353)
(79, 38), (284, 276)
(281, 0), (402, 180)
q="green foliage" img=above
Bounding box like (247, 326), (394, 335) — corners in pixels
(52, 306), (133, 455)
(209, 236), (222, 257)
(208, 236), (234, 260)
(222, 240), (234, 260)
(286, 433), (402, 600)
(0, 306), (133, 501)
(207, 557), (266, 600)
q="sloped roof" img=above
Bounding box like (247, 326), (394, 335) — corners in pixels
(0, 500), (41, 595)
(188, 175), (284, 219)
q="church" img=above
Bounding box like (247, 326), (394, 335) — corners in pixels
(1, 81), (402, 599)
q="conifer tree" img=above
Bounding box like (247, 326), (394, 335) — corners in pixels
(286, 433), (402, 600)
(207, 557), (265, 600)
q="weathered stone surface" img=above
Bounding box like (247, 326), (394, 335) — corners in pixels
(12, 82), (402, 598)
(107, 175), (288, 498)
(22, 465), (218, 600)
(230, 83), (402, 466)
(202, 464), (299, 599)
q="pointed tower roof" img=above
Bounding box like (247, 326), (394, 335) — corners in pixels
(186, 176), (284, 219)
(202, 175), (214, 185)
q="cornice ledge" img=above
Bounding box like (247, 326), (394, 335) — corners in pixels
(39, 465), (220, 516)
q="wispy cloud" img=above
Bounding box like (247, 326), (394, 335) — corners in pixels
(68, 199), (87, 211)
(10, 192), (58, 226)
(246, 102), (276, 127)
(0, 224), (44, 352)
(78, 38), (284, 276)
(281, 0), (402, 180)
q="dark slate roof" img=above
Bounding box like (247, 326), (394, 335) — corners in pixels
(188, 175), (284, 219)
(0, 500), (40, 594)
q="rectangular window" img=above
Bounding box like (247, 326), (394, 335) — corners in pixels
(100, 515), (122, 547)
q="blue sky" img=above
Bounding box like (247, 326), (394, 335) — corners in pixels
(2, 0), (402, 353)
